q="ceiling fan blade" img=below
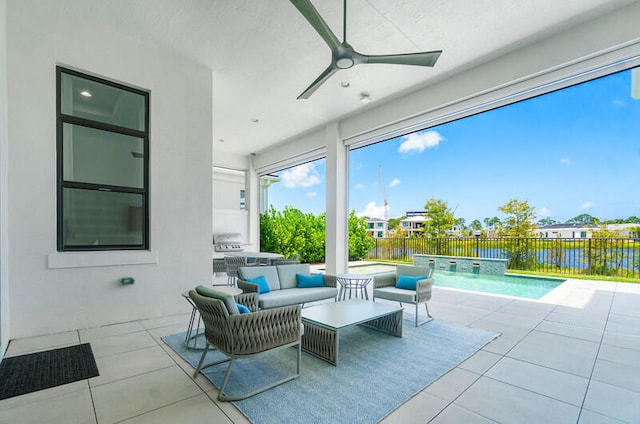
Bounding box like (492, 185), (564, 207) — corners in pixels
(297, 64), (338, 99)
(363, 50), (443, 67)
(290, 0), (341, 51)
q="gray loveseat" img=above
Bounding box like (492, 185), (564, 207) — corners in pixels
(237, 264), (338, 309)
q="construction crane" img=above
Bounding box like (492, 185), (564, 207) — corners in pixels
(378, 165), (388, 234)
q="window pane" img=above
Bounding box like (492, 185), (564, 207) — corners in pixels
(61, 72), (146, 131)
(63, 123), (144, 188)
(62, 188), (144, 248)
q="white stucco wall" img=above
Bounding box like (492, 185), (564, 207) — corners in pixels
(1, 0), (10, 355)
(6, 1), (213, 338)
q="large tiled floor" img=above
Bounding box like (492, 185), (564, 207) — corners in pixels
(2, 273), (640, 423)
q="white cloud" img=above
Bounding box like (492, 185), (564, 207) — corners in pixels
(281, 163), (322, 188)
(306, 191), (317, 198)
(356, 201), (389, 219)
(579, 201), (595, 210)
(398, 131), (444, 154)
(538, 207), (551, 217)
(389, 178), (400, 187)
(613, 99), (626, 106)
(560, 158), (571, 165)
(354, 183), (365, 189)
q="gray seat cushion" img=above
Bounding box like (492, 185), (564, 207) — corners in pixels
(238, 266), (281, 291)
(276, 264), (312, 289)
(259, 287), (338, 309)
(373, 287), (417, 303)
(195, 285), (240, 315)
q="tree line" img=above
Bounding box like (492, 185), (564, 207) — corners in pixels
(386, 198), (640, 238)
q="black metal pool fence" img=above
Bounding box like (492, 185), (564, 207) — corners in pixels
(367, 237), (640, 279)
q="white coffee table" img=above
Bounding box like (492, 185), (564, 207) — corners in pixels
(301, 300), (403, 365)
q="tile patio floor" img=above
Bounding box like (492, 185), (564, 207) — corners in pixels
(1, 272), (640, 423)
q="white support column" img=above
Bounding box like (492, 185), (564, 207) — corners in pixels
(324, 123), (348, 274)
(246, 154), (260, 250)
(0, 0), (9, 355)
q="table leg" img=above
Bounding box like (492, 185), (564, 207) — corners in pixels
(301, 321), (339, 366)
(362, 309), (403, 337)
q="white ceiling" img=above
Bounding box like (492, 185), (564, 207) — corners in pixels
(63, 0), (636, 157)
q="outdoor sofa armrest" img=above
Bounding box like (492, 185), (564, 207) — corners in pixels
(415, 278), (433, 302)
(321, 274), (337, 288)
(373, 271), (397, 288)
(237, 279), (259, 294)
(227, 304), (301, 354)
(235, 292), (258, 312)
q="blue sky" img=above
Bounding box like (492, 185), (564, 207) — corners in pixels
(267, 68), (640, 224)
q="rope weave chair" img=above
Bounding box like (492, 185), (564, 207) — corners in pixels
(189, 290), (301, 401)
(271, 253), (301, 266)
(224, 256), (257, 286)
(212, 258), (226, 278)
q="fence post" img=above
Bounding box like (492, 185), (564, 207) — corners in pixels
(587, 238), (592, 275)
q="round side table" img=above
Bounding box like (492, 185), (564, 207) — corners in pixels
(336, 274), (372, 301)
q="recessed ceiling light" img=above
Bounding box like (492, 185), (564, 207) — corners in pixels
(360, 94), (371, 104)
(340, 81), (350, 88)
(80, 90), (92, 98)
(250, 118), (259, 123)
(218, 138), (225, 143)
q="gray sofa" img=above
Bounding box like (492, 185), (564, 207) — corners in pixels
(237, 264), (338, 309)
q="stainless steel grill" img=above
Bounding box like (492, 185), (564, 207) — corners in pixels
(213, 233), (247, 253)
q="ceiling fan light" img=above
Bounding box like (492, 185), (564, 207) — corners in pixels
(336, 57), (354, 69)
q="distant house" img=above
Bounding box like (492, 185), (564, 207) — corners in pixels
(536, 223), (640, 238)
(365, 218), (388, 238)
(399, 212), (428, 237)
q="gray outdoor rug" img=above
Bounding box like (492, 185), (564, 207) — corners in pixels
(0, 343), (99, 400)
(163, 318), (499, 423)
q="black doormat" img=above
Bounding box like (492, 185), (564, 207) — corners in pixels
(0, 343), (99, 400)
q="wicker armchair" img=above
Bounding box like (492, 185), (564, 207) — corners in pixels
(223, 256), (257, 286)
(188, 289), (301, 401)
(373, 264), (434, 327)
(212, 258), (226, 279)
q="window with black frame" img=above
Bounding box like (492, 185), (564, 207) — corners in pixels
(56, 67), (149, 251)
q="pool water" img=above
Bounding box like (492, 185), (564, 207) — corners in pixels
(433, 271), (565, 299)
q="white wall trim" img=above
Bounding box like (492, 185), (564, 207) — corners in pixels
(47, 250), (158, 269)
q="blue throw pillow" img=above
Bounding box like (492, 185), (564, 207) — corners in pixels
(396, 275), (427, 290)
(246, 275), (270, 294)
(296, 273), (324, 288)
(237, 304), (250, 314)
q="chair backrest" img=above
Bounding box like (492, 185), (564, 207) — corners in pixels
(224, 256), (247, 277)
(212, 258), (226, 273)
(189, 290), (233, 354)
(395, 264), (432, 280)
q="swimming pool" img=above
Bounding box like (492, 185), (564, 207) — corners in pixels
(432, 271), (565, 299)
(336, 263), (566, 299)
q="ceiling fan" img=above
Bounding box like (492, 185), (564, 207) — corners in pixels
(290, 0), (443, 99)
